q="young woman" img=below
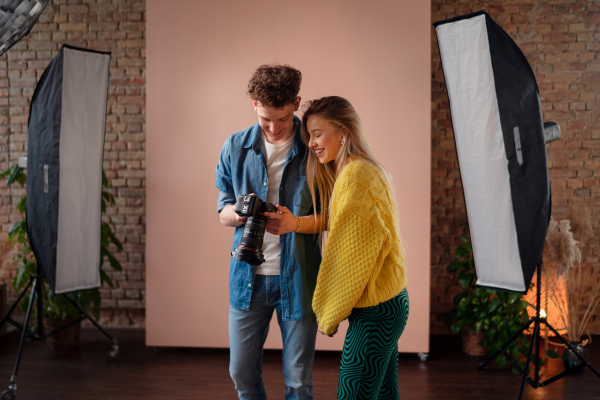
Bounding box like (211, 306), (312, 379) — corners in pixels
(301, 96), (409, 400)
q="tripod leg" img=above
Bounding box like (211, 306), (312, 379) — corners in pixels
(534, 317), (541, 384)
(5, 276), (40, 397)
(518, 317), (540, 399)
(0, 279), (34, 332)
(61, 294), (119, 360)
(36, 275), (44, 337)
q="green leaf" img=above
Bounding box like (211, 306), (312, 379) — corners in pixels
(16, 197), (26, 214)
(512, 345), (520, 360)
(489, 297), (501, 313)
(102, 190), (116, 205)
(102, 170), (109, 188)
(450, 323), (462, 334)
(458, 275), (471, 289)
(508, 292), (519, 303)
(535, 354), (545, 367)
(546, 349), (561, 359)
(6, 164), (26, 186)
(100, 269), (114, 289)
(455, 246), (467, 259)
(107, 227), (123, 251)
(496, 357), (507, 370)
(8, 220), (26, 237)
(18, 293), (32, 314)
(107, 252), (123, 272)
(13, 265), (30, 291)
(448, 260), (465, 272)
(101, 224), (110, 248)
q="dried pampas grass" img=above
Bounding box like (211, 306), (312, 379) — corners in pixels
(543, 204), (600, 343)
(543, 219), (581, 276)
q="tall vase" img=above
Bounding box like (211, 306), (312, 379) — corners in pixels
(563, 341), (585, 372)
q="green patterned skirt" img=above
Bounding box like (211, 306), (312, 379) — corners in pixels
(337, 288), (409, 400)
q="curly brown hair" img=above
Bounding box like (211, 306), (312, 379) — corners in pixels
(247, 64), (301, 108)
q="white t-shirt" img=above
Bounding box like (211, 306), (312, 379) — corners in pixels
(257, 133), (295, 275)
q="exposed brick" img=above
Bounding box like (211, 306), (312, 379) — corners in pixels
(118, 299), (144, 309)
(58, 22), (88, 32)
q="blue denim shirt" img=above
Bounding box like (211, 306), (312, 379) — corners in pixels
(215, 116), (321, 320)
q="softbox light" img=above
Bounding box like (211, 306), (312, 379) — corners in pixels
(434, 11), (551, 293)
(0, 0), (50, 56)
(26, 45), (111, 294)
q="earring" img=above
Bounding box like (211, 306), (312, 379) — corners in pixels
(341, 139), (345, 145)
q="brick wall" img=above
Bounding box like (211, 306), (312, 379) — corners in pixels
(0, 0), (146, 327)
(432, 1), (600, 334)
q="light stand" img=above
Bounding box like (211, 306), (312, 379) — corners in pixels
(478, 260), (600, 399)
(0, 265), (119, 400)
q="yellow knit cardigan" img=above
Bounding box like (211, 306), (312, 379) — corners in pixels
(312, 158), (407, 335)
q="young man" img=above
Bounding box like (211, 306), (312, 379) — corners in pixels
(215, 64), (322, 400)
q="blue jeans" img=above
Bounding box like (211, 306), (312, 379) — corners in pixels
(229, 274), (318, 400)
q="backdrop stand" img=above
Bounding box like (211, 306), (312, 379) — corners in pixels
(478, 260), (600, 399)
(0, 267), (119, 400)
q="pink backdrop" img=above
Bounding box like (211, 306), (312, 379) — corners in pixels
(146, 0), (431, 353)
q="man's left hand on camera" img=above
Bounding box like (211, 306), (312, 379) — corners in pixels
(219, 204), (247, 227)
(263, 205), (297, 235)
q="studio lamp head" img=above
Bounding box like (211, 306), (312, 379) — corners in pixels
(0, 1), (50, 56)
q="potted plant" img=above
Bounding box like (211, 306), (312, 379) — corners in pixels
(446, 229), (531, 369)
(1, 163), (123, 350)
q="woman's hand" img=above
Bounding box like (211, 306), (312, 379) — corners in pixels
(263, 205), (298, 235)
(318, 324), (338, 337)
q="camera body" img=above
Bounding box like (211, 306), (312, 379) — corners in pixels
(232, 194), (277, 266)
(234, 193), (276, 217)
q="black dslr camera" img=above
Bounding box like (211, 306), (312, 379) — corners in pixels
(232, 194), (277, 266)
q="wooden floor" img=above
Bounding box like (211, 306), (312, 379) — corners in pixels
(0, 328), (598, 399)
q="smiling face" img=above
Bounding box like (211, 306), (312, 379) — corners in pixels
(306, 114), (346, 164)
(253, 98), (300, 145)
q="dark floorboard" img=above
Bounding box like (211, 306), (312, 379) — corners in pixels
(0, 328), (598, 399)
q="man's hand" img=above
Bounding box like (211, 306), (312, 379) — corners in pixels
(263, 205), (298, 235)
(219, 204), (247, 227)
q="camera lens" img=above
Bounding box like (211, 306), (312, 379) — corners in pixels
(232, 214), (269, 266)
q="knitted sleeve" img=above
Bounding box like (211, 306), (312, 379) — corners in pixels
(312, 161), (386, 335)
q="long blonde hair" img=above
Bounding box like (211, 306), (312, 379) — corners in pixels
(301, 96), (398, 233)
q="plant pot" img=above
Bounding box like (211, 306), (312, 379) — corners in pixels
(461, 328), (486, 356)
(43, 317), (81, 351)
